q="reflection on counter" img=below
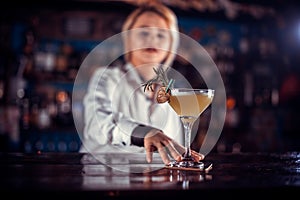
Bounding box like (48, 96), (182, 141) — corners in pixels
(81, 153), (213, 191)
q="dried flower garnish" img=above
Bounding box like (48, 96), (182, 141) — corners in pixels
(141, 65), (172, 92)
(157, 86), (171, 103)
(141, 65), (175, 103)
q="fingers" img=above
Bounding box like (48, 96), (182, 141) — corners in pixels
(144, 129), (182, 164)
(144, 129), (205, 164)
(157, 145), (170, 165)
(145, 143), (170, 164)
(150, 142), (182, 165)
(191, 150), (205, 162)
(145, 145), (156, 163)
(145, 137), (170, 164)
(161, 140), (182, 162)
(173, 142), (205, 162)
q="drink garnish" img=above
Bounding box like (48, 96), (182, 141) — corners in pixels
(141, 65), (175, 103)
(141, 65), (172, 92)
(165, 79), (174, 93)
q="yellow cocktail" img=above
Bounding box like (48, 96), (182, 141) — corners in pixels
(168, 88), (214, 168)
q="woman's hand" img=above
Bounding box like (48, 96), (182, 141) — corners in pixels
(144, 129), (205, 164)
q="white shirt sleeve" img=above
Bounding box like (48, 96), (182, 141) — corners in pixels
(82, 67), (140, 151)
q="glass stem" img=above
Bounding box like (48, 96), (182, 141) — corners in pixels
(182, 120), (194, 159)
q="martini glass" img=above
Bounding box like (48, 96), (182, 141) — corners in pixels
(168, 88), (214, 169)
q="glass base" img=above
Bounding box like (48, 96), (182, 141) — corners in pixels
(168, 158), (204, 170)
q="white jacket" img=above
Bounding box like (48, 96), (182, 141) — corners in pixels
(80, 63), (183, 153)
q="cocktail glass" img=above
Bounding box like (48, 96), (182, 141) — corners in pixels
(168, 88), (214, 169)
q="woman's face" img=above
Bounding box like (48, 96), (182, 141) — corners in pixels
(128, 11), (172, 68)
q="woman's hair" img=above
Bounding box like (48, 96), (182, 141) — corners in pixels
(122, 2), (179, 68)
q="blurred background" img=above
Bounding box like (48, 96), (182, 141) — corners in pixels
(0, 0), (299, 153)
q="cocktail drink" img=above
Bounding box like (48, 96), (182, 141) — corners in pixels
(168, 88), (214, 168)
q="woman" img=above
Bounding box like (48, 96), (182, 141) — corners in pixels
(80, 3), (204, 165)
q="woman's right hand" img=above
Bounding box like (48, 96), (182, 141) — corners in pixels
(144, 129), (204, 165)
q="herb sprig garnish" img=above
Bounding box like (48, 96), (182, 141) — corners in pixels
(142, 65), (174, 92)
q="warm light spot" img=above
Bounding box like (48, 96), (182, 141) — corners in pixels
(56, 91), (68, 103)
(226, 96), (236, 110)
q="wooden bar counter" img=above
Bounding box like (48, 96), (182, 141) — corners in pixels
(0, 150), (299, 199)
